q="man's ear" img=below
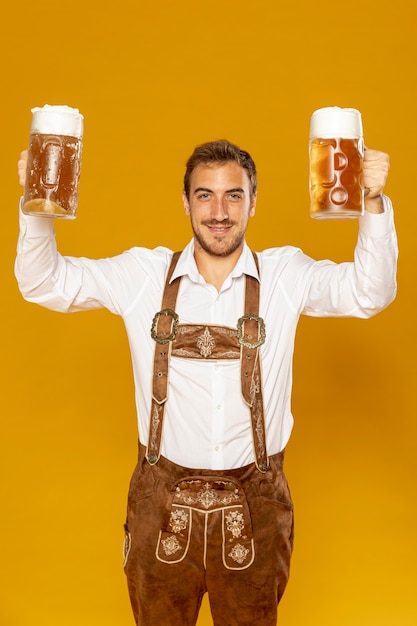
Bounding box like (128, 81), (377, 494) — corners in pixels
(183, 190), (191, 215)
(249, 192), (257, 217)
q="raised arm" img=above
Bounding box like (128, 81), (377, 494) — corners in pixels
(15, 150), (150, 315)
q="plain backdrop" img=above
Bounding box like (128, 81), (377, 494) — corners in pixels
(1, 1), (415, 625)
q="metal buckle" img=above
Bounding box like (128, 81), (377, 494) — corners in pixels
(237, 313), (266, 349)
(258, 460), (270, 473)
(150, 308), (179, 344)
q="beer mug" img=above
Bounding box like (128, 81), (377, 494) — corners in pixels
(309, 107), (364, 219)
(23, 105), (84, 219)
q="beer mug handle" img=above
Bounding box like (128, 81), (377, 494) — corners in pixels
(41, 140), (62, 189)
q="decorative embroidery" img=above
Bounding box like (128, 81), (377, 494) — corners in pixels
(225, 511), (245, 539)
(161, 535), (182, 556)
(255, 414), (266, 455)
(149, 404), (161, 451)
(175, 481), (239, 510)
(196, 327), (216, 357)
(250, 376), (260, 405)
(172, 347), (238, 359)
(197, 483), (219, 508)
(169, 509), (189, 534)
(229, 543), (249, 564)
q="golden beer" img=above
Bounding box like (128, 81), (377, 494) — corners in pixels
(309, 108), (364, 219)
(23, 105), (83, 219)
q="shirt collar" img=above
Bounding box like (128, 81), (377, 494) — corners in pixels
(170, 240), (260, 284)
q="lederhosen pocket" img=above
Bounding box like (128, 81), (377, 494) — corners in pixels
(156, 475), (255, 570)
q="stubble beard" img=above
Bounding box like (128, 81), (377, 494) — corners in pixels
(191, 220), (246, 258)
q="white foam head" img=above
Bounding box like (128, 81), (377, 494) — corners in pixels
(310, 106), (362, 139)
(30, 104), (84, 138)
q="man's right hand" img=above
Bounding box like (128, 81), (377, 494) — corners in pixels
(18, 150), (28, 187)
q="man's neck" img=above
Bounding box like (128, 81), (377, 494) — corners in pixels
(193, 243), (243, 292)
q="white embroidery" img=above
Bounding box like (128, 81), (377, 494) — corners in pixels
(196, 327), (216, 357)
(175, 481), (239, 510)
(169, 509), (189, 533)
(225, 511), (245, 538)
(161, 535), (182, 556)
(150, 404), (160, 449)
(197, 483), (220, 508)
(229, 543), (249, 564)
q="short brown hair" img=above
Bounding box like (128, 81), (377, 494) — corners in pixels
(183, 139), (257, 200)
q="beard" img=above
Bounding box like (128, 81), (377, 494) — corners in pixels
(191, 219), (247, 258)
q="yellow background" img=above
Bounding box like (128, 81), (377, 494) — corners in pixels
(1, 0), (415, 624)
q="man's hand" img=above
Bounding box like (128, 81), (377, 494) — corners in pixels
(18, 150), (28, 188)
(363, 148), (390, 214)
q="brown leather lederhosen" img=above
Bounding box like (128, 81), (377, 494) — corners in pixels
(145, 252), (269, 571)
(123, 252), (294, 625)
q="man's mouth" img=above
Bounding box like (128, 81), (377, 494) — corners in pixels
(205, 222), (233, 234)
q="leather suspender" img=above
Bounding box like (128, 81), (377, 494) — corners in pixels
(147, 251), (269, 473)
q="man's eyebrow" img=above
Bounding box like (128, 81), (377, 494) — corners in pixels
(193, 187), (213, 194)
(192, 187), (246, 194)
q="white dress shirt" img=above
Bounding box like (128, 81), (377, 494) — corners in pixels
(15, 198), (398, 469)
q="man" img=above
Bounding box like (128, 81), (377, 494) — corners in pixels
(16, 139), (397, 626)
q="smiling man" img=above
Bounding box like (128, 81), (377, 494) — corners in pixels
(16, 138), (398, 625)
(183, 157), (257, 267)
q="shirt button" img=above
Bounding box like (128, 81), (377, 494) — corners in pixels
(217, 404), (222, 410)
(215, 446), (219, 451)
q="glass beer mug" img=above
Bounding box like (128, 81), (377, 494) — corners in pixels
(309, 107), (364, 219)
(23, 105), (84, 219)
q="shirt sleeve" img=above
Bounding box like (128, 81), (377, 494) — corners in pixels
(287, 195), (398, 318)
(14, 203), (162, 315)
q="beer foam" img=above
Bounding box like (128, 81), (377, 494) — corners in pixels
(30, 104), (84, 138)
(310, 107), (362, 139)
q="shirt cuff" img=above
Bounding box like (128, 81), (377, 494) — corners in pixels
(19, 197), (55, 237)
(359, 195), (395, 238)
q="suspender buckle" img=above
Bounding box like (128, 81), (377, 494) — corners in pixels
(151, 308), (179, 344)
(237, 313), (266, 349)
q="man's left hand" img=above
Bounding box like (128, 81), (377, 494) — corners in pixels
(363, 148), (390, 213)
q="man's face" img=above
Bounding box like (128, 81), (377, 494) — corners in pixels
(183, 161), (256, 258)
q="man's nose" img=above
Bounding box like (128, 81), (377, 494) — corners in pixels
(212, 196), (229, 221)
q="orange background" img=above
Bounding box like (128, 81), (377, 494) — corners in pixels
(1, 1), (415, 624)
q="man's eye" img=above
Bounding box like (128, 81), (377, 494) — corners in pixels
(229, 193), (242, 200)
(198, 193), (210, 200)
